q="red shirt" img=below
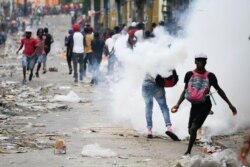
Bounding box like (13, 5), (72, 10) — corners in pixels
(35, 36), (46, 55)
(21, 37), (37, 57)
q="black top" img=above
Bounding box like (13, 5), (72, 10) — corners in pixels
(91, 39), (105, 56)
(45, 33), (53, 49)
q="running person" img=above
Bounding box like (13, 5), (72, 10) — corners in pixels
(34, 28), (46, 78)
(172, 53), (237, 158)
(16, 28), (37, 83)
(43, 27), (54, 73)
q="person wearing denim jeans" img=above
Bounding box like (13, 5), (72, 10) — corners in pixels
(16, 28), (37, 83)
(91, 32), (105, 85)
(142, 73), (172, 138)
(72, 53), (84, 82)
(83, 27), (93, 78)
(71, 24), (84, 82)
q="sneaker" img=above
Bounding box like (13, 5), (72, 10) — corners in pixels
(42, 70), (47, 74)
(166, 125), (173, 133)
(180, 153), (191, 159)
(90, 79), (94, 85)
(35, 72), (39, 78)
(147, 128), (153, 138)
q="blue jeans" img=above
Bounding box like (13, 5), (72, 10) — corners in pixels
(142, 81), (171, 129)
(37, 54), (46, 63)
(107, 53), (116, 75)
(22, 54), (37, 70)
(83, 52), (93, 75)
(72, 52), (84, 81)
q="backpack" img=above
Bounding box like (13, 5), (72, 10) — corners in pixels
(185, 70), (210, 103)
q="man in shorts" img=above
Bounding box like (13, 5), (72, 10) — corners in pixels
(172, 53), (237, 158)
(34, 28), (45, 78)
(16, 28), (37, 83)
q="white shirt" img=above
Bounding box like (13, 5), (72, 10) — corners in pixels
(72, 32), (84, 54)
(112, 33), (121, 43)
(105, 37), (114, 52)
(134, 30), (144, 42)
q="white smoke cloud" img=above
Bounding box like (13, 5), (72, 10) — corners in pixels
(109, 0), (250, 139)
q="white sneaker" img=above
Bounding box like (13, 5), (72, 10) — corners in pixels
(180, 153), (191, 159)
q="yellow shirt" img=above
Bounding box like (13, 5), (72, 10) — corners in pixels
(84, 34), (93, 53)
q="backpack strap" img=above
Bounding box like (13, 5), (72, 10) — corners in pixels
(192, 70), (209, 76)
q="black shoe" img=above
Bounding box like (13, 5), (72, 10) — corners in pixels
(147, 134), (153, 139)
(90, 79), (94, 85)
(29, 74), (33, 81)
(35, 72), (39, 78)
(69, 69), (72, 75)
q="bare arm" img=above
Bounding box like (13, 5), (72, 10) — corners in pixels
(171, 87), (186, 112)
(217, 88), (237, 115)
(16, 44), (23, 54)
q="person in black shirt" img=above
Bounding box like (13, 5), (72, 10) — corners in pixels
(91, 32), (105, 85)
(43, 27), (54, 73)
(65, 28), (74, 74)
(172, 53), (237, 158)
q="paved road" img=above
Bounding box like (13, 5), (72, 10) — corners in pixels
(1, 14), (248, 167)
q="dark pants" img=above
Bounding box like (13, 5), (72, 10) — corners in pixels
(107, 53), (116, 75)
(66, 51), (72, 71)
(72, 52), (84, 81)
(83, 52), (93, 76)
(91, 54), (102, 84)
(188, 100), (212, 129)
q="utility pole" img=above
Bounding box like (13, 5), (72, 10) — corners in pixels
(90, 0), (94, 27)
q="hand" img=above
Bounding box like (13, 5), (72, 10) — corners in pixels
(171, 105), (179, 113)
(229, 104), (237, 115)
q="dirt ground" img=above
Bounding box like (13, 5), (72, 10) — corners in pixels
(0, 15), (249, 167)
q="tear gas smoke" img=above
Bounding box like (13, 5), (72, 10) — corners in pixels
(109, 0), (250, 139)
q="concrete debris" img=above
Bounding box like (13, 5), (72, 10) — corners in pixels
(0, 81), (68, 113)
(0, 81), (71, 154)
(49, 67), (58, 72)
(203, 145), (222, 154)
(176, 149), (240, 167)
(53, 91), (82, 103)
(81, 143), (117, 158)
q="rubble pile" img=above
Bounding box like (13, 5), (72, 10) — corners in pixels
(0, 81), (68, 113)
(176, 149), (239, 167)
(0, 81), (69, 154)
(0, 38), (21, 78)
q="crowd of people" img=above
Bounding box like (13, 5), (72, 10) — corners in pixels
(63, 21), (239, 160)
(15, 19), (244, 163)
(16, 27), (53, 83)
